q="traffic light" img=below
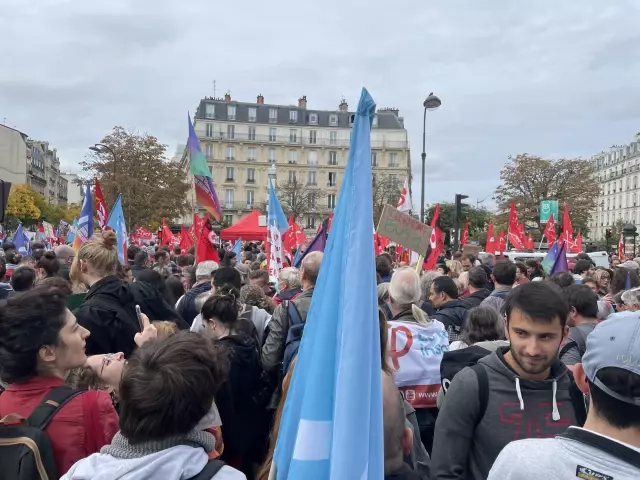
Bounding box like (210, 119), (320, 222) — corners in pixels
(606, 228), (612, 239)
(454, 194), (469, 251)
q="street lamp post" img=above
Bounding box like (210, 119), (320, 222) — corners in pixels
(421, 93), (442, 224)
(89, 143), (118, 199)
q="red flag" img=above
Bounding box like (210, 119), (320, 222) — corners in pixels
(196, 218), (220, 264)
(507, 200), (525, 250)
(460, 221), (470, 249)
(562, 204), (573, 241)
(37, 221), (44, 234)
(485, 220), (496, 254)
(518, 223), (527, 245)
(179, 225), (193, 254)
(526, 233), (534, 250)
(618, 232), (625, 259)
(160, 218), (174, 246)
(424, 204), (444, 271)
(571, 232), (582, 253)
(283, 214), (307, 252)
(373, 233), (389, 256)
(497, 230), (507, 254)
(95, 179), (109, 230)
(543, 213), (557, 245)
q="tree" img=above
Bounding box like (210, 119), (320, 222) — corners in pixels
(372, 174), (404, 225)
(425, 202), (493, 245)
(494, 154), (599, 235)
(276, 178), (327, 222)
(81, 126), (191, 229)
(6, 184), (41, 221)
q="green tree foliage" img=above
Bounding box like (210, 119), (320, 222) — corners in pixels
(425, 202), (493, 244)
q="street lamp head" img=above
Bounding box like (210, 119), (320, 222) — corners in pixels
(423, 93), (442, 110)
(89, 145), (101, 153)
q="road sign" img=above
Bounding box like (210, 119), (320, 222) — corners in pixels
(540, 200), (559, 224)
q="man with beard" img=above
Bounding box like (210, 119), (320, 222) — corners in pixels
(431, 282), (579, 480)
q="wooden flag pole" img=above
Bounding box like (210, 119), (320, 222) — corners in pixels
(415, 255), (424, 273)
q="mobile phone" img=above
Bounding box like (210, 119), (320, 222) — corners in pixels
(135, 305), (144, 331)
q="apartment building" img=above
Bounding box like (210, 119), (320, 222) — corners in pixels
(183, 93), (411, 229)
(27, 140), (68, 205)
(0, 124), (28, 185)
(588, 133), (640, 240)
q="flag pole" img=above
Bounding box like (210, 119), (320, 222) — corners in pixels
(538, 234), (545, 252)
(415, 255), (424, 273)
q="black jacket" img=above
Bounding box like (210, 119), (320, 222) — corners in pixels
(57, 264), (71, 281)
(431, 299), (471, 343)
(461, 288), (491, 308)
(176, 281), (211, 325)
(130, 265), (148, 280)
(420, 300), (437, 317)
(215, 334), (264, 463)
(384, 463), (422, 480)
(74, 275), (186, 358)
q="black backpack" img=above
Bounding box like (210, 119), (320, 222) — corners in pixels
(0, 386), (83, 480)
(282, 300), (304, 375)
(186, 459), (226, 480)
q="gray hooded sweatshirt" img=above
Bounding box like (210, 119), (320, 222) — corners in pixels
(431, 346), (578, 480)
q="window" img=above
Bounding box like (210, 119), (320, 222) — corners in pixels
(248, 107), (257, 122)
(247, 168), (255, 183)
(288, 150), (297, 164)
(329, 114), (338, 126)
(388, 152), (397, 167)
(227, 105), (236, 121)
(269, 127), (277, 142)
(329, 131), (337, 145)
(288, 171), (297, 183)
(371, 152), (378, 167)
(290, 110), (298, 123)
(634, 193), (637, 206)
(389, 174), (398, 186)
(226, 167), (234, 181)
(224, 214), (233, 224)
(308, 170), (316, 185)
(309, 130), (317, 144)
(226, 146), (235, 160)
(247, 147), (256, 162)
(372, 115), (378, 127)
(205, 144), (213, 160)
(269, 108), (278, 123)
(309, 192), (316, 208)
(306, 216), (316, 229)
(289, 129), (298, 143)
(308, 150), (317, 165)
(309, 113), (318, 124)
(205, 104), (215, 119)
(225, 189), (234, 206)
(227, 124), (235, 139)
(635, 176), (638, 189)
(248, 127), (256, 141)
(206, 123), (214, 137)
(269, 148), (276, 164)
(328, 151), (337, 166)
(246, 190), (254, 206)
(328, 194), (336, 209)
(328, 172), (337, 187)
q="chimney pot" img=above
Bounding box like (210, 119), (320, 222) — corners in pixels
(298, 95), (307, 109)
(224, 92), (231, 102)
(257, 94), (264, 104)
(339, 98), (348, 112)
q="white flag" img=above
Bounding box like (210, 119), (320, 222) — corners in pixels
(397, 176), (412, 213)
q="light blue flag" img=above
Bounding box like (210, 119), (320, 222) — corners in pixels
(268, 179), (289, 234)
(106, 194), (128, 264)
(13, 223), (30, 254)
(232, 238), (242, 257)
(273, 88), (383, 479)
(66, 218), (78, 244)
(73, 183), (93, 251)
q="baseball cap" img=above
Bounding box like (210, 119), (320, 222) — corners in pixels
(582, 311), (640, 406)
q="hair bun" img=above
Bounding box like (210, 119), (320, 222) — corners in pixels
(43, 251), (57, 260)
(101, 230), (117, 249)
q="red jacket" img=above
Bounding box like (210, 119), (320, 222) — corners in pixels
(0, 376), (118, 475)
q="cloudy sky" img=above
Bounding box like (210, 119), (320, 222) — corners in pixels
(2, 0), (640, 210)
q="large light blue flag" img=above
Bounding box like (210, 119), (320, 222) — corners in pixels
(268, 179), (289, 234)
(106, 194), (128, 264)
(273, 88), (382, 479)
(232, 238), (242, 257)
(66, 218), (78, 244)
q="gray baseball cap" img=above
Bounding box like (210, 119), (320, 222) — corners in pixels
(582, 311), (640, 406)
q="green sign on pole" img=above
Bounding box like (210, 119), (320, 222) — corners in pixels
(540, 200), (559, 224)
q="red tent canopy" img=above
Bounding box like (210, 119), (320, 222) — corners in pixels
(219, 209), (267, 241)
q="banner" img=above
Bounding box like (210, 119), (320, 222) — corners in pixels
(387, 320), (449, 408)
(376, 204), (431, 255)
(540, 200), (558, 224)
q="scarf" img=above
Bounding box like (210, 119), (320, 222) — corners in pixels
(101, 429), (215, 459)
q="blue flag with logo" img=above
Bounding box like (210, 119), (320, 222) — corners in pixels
(232, 238), (242, 257)
(106, 194), (128, 264)
(13, 223), (30, 254)
(273, 88), (383, 479)
(66, 217), (78, 244)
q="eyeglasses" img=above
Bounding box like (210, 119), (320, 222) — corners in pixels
(100, 353), (118, 378)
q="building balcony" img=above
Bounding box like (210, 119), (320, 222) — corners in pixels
(199, 132), (409, 149)
(221, 201), (259, 212)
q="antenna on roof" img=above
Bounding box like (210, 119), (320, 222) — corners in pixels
(213, 80), (217, 98)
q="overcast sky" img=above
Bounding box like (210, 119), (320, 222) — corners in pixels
(2, 0), (640, 210)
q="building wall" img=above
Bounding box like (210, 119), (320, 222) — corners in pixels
(0, 125), (28, 186)
(62, 173), (83, 205)
(184, 94), (411, 231)
(589, 134), (640, 240)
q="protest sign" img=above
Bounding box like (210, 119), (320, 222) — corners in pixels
(462, 245), (482, 257)
(376, 204), (431, 255)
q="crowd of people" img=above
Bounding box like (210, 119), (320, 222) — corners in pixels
(0, 233), (639, 479)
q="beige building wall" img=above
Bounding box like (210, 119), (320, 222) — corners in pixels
(0, 125), (28, 186)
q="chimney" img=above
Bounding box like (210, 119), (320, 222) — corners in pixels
(224, 91), (231, 102)
(339, 98), (348, 112)
(257, 94), (264, 104)
(298, 95), (307, 109)
(379, 107), (399, 117)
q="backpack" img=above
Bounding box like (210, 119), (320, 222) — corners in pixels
(558, 323), (595, 362)
(186, 459), (226, 480)
(283, 300), (304, 375)
(0, 386), (83, 480)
